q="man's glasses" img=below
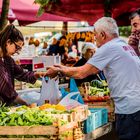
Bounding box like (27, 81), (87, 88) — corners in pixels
(12, 42), (22, 51)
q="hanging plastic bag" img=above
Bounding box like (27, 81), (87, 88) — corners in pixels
(37, 77), (61, 105)
(49, 78), (61, 104)
(59, 91), (83, 110)
(70, 78), (84, 104)
(59, 78), (84, 104)
(60, 88), (69, 98)
(59, 78), (84, 110)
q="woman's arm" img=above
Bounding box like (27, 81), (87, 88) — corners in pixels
(0, 68), (23, 105)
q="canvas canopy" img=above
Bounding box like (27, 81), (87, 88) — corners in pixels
(0, 0), (77, 25)
(40, 0), (140, 26)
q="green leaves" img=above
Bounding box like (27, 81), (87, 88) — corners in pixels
(89, 80), (110, 96)
(0, 106), (68, 126)
(37, 7), (45, 16)
(34, 0), (60, 16)
(34, 0), (48, 6)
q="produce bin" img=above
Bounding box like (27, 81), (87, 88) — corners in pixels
(83, 108), (108, 134)
(0, 122), (78, 140)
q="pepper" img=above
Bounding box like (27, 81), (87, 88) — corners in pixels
(17, 117), (24, 126)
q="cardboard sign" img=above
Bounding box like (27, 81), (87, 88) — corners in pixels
(33, 56), (61, 71)
(34, 63), (44, 70)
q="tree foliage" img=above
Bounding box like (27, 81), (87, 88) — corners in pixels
(0, 0), (10, 31)
(119, 26), (131, 37)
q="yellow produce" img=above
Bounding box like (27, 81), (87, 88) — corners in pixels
(55, 104), (66, 111)
(39, 103), (52, 110)
(39, 104), (66, 111)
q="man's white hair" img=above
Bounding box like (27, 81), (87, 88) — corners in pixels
(94, 17), (119, 36)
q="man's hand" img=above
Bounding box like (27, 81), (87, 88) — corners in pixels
(128, 32), (139, 47)
(45, 65), (61, 78)
(45, 64), (67, 78)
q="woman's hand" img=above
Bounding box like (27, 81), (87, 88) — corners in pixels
(34, 71), (47, 79)
(14, 95), (29, 106)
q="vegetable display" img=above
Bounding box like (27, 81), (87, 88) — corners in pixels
(81, 80), (110, 101)
(0, 104), (68, 126)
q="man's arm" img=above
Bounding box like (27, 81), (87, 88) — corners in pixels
(46, 63), (99, 79)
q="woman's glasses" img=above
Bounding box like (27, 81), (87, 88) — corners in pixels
(12, 42), (22, 51)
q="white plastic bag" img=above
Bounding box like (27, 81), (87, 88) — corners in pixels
(37, 77), (61, 105)
(20, 91), (40, 104)
(59, 92), (83, 110)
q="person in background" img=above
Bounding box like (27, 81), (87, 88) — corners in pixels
(73, 42), (100, 86)
(57, 36), (68, 64)
(0, 24), (46, 106)
(48, 38), (59, 55)
(42, 41), (49, 55)
(79, 32), (86, 41)
(73, 32), (81, 56)
(45, 17), (140, 140)
(68, 45), (77, 59)
(24, 37), (29, 46)
(57, 36), (67, 57)
(38, 41), (48, 56)
(67, 38), (73, 53)
(128, 8), (140, 57)
(28, 36), (34, 45)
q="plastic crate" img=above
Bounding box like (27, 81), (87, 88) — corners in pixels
(83, 108), (108, 134)
(89, 108), (102, 127)
(90, 108), (108, 125)
(83, 109), (101, 134)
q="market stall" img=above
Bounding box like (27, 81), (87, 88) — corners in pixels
(12, 75), (114, 140)
(11, 41), (115, 139)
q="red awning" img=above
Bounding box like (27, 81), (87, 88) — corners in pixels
(42, 0), (140, 26)
(0, 0), (78, 25)
(111, 0), (140, 26)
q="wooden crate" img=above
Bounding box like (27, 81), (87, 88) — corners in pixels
(72, 105), (89, 122)
(53, 114), (74, 122)
(52, 105), (89, 123)
(84, 122), (112, 140)
(0, 122), (78, 140)
(73, 123), (84, 140)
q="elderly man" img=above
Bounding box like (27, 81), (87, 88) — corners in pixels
(46, 17), (140, 140)
(128, 8), (140, 56)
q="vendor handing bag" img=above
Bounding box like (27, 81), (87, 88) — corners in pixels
(37, 77), (61, 105)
